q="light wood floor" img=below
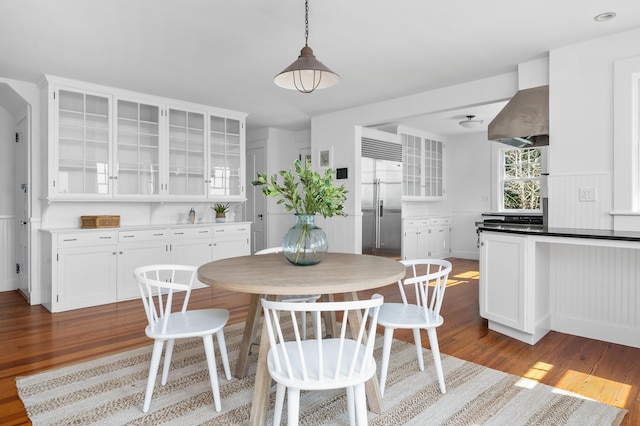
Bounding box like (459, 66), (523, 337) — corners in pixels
(0, 258), (638, 425)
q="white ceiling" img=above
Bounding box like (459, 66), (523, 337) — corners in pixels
(1, 1), (639, 136)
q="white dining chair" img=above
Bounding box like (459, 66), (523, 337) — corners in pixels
(375, 258), (452, 397)
(134, 264), (232, 413)
(262, 294), (383, 426)
(255, 247), (321, 339)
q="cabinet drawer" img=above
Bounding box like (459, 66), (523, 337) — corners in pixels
(170, 227), (212, 239)
(212, 224), (250, 237)
(430, 217), (451, 226)
(118, 229), (168, 242)
(404, 219), (429, 227)
(58, 231), (117, 248)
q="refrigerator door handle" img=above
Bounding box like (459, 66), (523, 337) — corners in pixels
(375, 178), (381, 249)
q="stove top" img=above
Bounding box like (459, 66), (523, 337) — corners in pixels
(480, 212), (543, 226)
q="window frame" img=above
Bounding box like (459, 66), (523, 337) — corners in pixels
(496, 146), (542, 212)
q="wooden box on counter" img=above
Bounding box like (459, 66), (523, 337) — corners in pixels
(80, 215), (121, 229)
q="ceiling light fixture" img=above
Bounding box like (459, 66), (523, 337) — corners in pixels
(458, 115), (484, 129)
(273, 0), (340, 93)
(594, 12), (616, 22)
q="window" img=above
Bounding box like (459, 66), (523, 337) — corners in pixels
(501, 147), (541, 210)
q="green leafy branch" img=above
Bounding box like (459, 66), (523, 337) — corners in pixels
(251, 159), (348, 218)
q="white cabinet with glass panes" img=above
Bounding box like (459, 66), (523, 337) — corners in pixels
(43, 76), (246, 201)
(399, 127), (446, 200)
(208, 116), (244, 199)
(114, 99), (161, 197)
(167, 108), (207, 197)
(49, 85), (113, 197)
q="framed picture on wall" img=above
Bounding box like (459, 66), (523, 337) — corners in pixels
(318, 146), (333, 170)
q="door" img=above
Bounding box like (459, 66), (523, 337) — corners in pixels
(246, 146), (266, 252)
(16, 115), (30, 297)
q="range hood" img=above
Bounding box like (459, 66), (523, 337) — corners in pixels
(488, 85), (549, 148)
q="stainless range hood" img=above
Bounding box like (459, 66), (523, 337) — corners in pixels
(488, 85), (549, 148)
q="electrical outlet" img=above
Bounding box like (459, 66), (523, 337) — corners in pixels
(579, 187), (597, 202)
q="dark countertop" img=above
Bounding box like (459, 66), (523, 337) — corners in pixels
(478, 223), (640, 242)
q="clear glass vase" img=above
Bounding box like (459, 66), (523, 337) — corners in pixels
(282, 214), (328, 265)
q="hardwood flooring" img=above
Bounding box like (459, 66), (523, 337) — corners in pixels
(0, 258), (638, 425)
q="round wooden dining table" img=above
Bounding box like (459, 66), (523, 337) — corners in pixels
(198, 252), (406, 426)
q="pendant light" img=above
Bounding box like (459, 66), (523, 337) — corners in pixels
(274, 0), (340, 93)
(458, 115), (484, 129)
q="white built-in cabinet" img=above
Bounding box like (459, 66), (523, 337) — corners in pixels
(478, 231), (549, 345)
(399, 126), (446, 200)
(42, 223), (251, 312)
(479, 232), (527, 331)
(43, 76), (247, 201)
(402, 217), (451, 260)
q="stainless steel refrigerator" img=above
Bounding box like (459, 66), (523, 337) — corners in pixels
(361, 155), (402, 257)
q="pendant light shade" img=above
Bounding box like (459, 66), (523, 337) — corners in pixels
(458, 115), (484, 129)
(274, 0), (340, 93)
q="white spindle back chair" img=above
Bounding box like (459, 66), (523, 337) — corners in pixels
(262, 295), (383, 426)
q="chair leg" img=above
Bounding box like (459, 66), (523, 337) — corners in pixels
(161, 338), (175, 385)
(143, 339), (165, 413)
(412, 328), (424, 372)
(273, 383), (286, 426)
(287, 388), (300, 426)
(354, 382), (368, 426)
(215, 329), (232, 380)
(426, 327), (446, 394)
(346, 386), (355, 426)
(203, 335), (222, 412)
(300, 310), (307, 340)
(379, 327), (395, 397)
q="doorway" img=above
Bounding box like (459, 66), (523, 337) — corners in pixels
(0, 83), (31, 301)
(246, 146), (266, 253)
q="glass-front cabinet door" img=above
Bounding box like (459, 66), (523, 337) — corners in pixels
(114, 100), (161, 197)
(55, 88), (112, 196)
(400, 127), (445, 200)
(401, 133), (422, 198)
(209, 116), (242, 197)
(168, 108), (206, 197)
(424, 139), (444, 197)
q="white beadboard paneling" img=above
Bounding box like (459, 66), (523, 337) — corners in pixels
(548, 173), (612, 229)
(0, 216), (17, 291)
(550, 244), (640, 348)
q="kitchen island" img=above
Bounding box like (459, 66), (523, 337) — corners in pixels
(478, 224), (640, 348)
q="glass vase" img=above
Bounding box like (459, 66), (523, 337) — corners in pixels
(282, 214), (328, 266)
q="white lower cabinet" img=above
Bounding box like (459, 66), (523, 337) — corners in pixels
(402, 219), (429, 260)
(479, 231), (549, 345)
(402, 217), (451, 260)
(117, 230), (169, 300)
(212, 223), (251, 260)
(43, 223), (250, 312)
(428, 217), (451, 259)
(479, 232), (527, 331)
(44, 231), (118, 312)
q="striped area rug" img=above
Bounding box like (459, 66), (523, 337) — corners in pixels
(16, 321), (627, 425)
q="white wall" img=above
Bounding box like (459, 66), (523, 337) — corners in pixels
(548, 27), (640, 229)
(444, 132), (493, 259)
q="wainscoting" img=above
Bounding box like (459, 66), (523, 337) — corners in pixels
(548, 173), (613, 229)
(0, 215), (16, 291)
(550, 243), (640, 348)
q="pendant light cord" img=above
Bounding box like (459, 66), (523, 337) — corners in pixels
(304, 0), (309, 47)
